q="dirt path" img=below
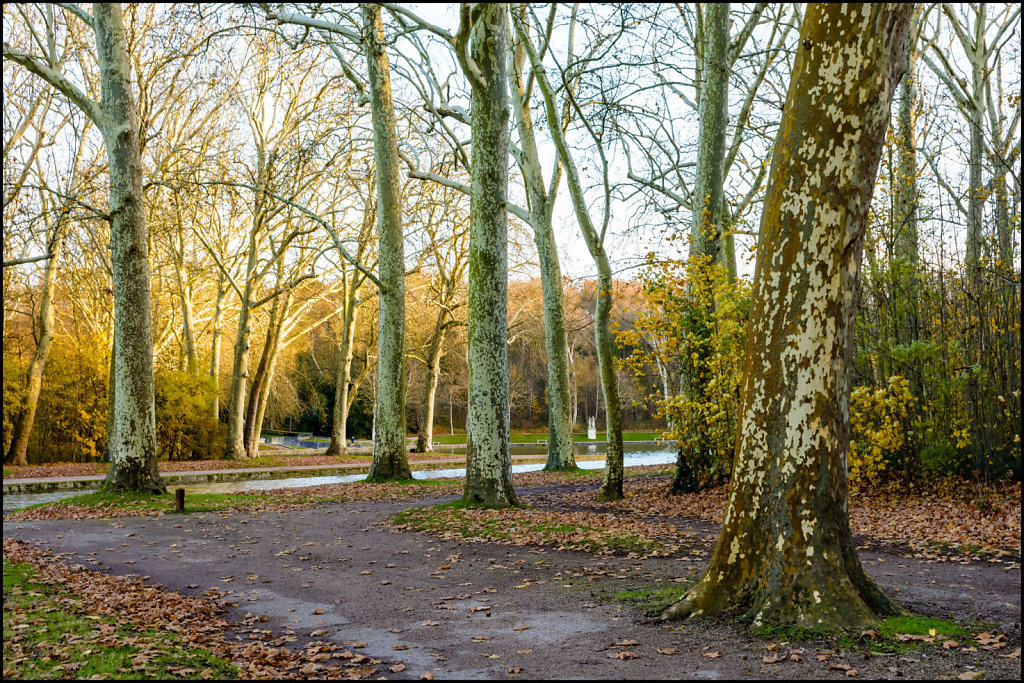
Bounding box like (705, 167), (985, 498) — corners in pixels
(3, 483), (1020, 680)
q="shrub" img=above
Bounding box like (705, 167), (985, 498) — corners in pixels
(154, 369), (224, 460)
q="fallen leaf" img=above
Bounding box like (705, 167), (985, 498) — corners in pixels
(658, 647), (678, 655)
(609, 651), (637, 660)
(390, 664), (406, 673)
(704, 651), (721, 659)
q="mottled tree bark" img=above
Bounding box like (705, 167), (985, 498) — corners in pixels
(662, 3), (912, 629)
(363, 4), (411, 481)
(94, 3), (163, 492)
(463, 3), (518, 507)
(690, 2), (730, 271)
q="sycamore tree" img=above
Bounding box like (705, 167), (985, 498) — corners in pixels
(5, 3), (164, 491)
(662, 3), (914, 629)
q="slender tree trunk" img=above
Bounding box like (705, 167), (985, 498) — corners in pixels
(328, 278), (360, 455)
(663, 3), (912, 629)
(594, 262), (625, 500)
(209, 275), (226, 420)
(690, 2), (731, 273)
(224, 280), (254, 459)
(363, 4), (411, 481)
(508, 7), (576, 470)
(463, 3), (517, 507)
(251, 322), (285, 459)
(895, 12), (922, 402)
(244, 293), (288, 458)
(674, 2), (731, 493)
(415, 312), (448, 453)
(6, 234), (63, 466)
(103, 330), (116, 462)
(94, 4), (162, 492)
(173, 195), (199, 374)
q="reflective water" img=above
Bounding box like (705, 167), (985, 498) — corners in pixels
(3, 442), (676, 512)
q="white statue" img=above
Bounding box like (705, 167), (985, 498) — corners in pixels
(587, 415), (597, 440)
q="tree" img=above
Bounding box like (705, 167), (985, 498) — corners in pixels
(361, 4), (412, 481)
(513, 5), (626, 499)
(5, 3), (164, 491)
(462, 3), (518, 506)
(662, 3), (913, 629)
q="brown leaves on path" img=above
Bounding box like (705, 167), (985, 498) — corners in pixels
(2, 538), (390, 679)
(551, 475), (1020, 558)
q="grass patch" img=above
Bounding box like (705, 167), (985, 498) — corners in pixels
(875, 615), (969, 639)
(10, 478), (463, 520)
(615, 584), (691, 614)
(392, 501), (679, 557)
(749, 614), (973, 654)
(2, 560), (235, 679)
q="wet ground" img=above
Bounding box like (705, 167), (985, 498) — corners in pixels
(3, 481), (1020, 679)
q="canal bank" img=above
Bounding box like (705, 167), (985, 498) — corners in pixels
(2, 443), (676, 512)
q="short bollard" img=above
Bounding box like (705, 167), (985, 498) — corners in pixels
(175, 488), (185, 513)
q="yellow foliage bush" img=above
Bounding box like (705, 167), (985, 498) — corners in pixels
(848, 375), (916, 491)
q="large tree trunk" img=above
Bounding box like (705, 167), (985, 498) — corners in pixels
(507, 7), (576, 471)
(663, 4), (912, 630)
(363, 4), (411, 481)
(463, 3), (517, 507)
(6, 233), (63, 466)
(95, 3), (163, 493)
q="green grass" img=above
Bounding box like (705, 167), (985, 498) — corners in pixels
(392, 500), (673, 556)
(615, 584), (691, 614)
(2, 560), (236, 679)
(15, 478), (459, 518)
(750, 614), (972, 653)
(428, 431), (666, 445)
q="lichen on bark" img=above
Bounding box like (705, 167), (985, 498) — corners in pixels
(462, 3), (518, 507)
(363, 4), (412, 482)
(662, 3), (913, 630)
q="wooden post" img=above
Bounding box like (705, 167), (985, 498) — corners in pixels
(175, 488), (185, 513)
